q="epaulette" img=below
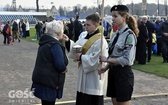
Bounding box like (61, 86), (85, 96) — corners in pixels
(128, 30), (133, 34)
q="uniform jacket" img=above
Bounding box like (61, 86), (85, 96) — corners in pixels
(109, 25), (137, 67)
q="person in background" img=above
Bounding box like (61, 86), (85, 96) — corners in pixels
(73, 15), (83, 42)
(103, 20), (108, 37)
(154, 16), (163, 56)
(19, 19), (23, 38)
(145, 16), (155, 62)
(67, 18), (74, 40)
(25, 18), (30, 37)
(41, 20), (47, 35)
(137, 16), (149, 64)
(78, 23), (87, 39)
(99, 5), (139, 105)
(160, 18), (168, 63)
(35, 21), (42, 40)
(152, 33), (157, 54)
(2, 21), (10, 45)
(20, 19), (26, 38)
(69, 13), (108, 105)
(12, 20), (20, 42)
(31, 20), (69, 105)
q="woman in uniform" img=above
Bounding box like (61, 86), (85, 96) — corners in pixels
(99, 5), (139, 105)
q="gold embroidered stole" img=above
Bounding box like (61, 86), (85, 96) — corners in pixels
(78, 33), (102, 67)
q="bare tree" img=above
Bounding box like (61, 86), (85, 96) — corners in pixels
(73, 4), (81, 15)
(58, 6), (64, 16)
(36, 0), (39, 12)
(3, 4), (11, 11)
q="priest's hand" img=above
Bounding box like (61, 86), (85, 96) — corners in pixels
(75, 53), (82, 61)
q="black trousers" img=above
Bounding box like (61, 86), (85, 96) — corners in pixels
(76, 91), (104, 105)
(147, 39), (152, 62)
(3, 34), (9, 44)
(161, 40), (168, 61)
(157, 38), (162, 55)
(137, 41), (147, 64)
(41, 100), (55, 105)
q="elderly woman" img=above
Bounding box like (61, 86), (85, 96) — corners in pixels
(31, 20), (69, 105)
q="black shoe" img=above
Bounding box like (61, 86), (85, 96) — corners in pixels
(138, 62), (146, 65)
(18, 40), (20, 43)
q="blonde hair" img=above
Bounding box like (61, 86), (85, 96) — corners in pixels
(45, 20), (64, 38)
(118, 12), (139, 37)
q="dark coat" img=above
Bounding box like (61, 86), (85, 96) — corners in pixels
(12, 22), (18, 31)
(32, 34), (68, 101)
(32, 34), (68, 89)
(138, 22), (149, 42)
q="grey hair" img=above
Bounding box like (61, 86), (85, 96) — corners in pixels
(45, 20), (64, 38)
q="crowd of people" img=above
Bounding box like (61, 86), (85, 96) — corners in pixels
(59, 10), (168, 65)
(30, 4), (168, 105)
(2, 18), (30, 45)
(136, 15), (168, 64)
(31, 4), (139, 105)
(1, 4), (167, 105)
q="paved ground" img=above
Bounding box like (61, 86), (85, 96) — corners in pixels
(0, 34), (168, 105)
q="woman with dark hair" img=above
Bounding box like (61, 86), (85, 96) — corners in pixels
(99, 5), (139, 105)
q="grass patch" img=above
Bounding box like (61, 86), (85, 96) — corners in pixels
(23, 28), (39, 43)
(133, 55), (168, 79)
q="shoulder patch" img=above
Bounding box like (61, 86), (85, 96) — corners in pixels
(126, 36), (133, 43)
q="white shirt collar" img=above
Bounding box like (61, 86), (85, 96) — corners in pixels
(117, 24), (128, 34)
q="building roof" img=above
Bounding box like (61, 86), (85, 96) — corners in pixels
(0, 11), (46, 16)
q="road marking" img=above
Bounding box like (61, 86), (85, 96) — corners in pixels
(16, 72), (24, 78)
(34, 93), (168, 105)
(8, 72), (14, 79)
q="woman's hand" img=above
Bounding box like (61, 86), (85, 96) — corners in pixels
(99, 55), (108, 62)
(62, 34), (69, 41)
(98, 67), (107, 75)
(98, 63), (109, 75)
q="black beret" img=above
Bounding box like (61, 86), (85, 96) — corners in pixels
(110, 5), (129, 12)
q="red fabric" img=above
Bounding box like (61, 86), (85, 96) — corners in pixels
(113, 25), (118, 32)
(6, 27), (10, 35)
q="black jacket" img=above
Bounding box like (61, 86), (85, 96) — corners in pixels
(138, 22), (149, 42)
(32, 34), (68, 89)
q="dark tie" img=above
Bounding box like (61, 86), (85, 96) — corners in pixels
(108, 32), (119, 55)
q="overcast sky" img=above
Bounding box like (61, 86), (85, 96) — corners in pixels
(0, 0), (161, 9)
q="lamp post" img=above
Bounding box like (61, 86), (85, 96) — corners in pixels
(131, 0), (134, 15)
(142, 0), (147, 15)
(164, 0), (167, 16)
(97, 0), (101, 15)
(157, 0), (159, 16)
